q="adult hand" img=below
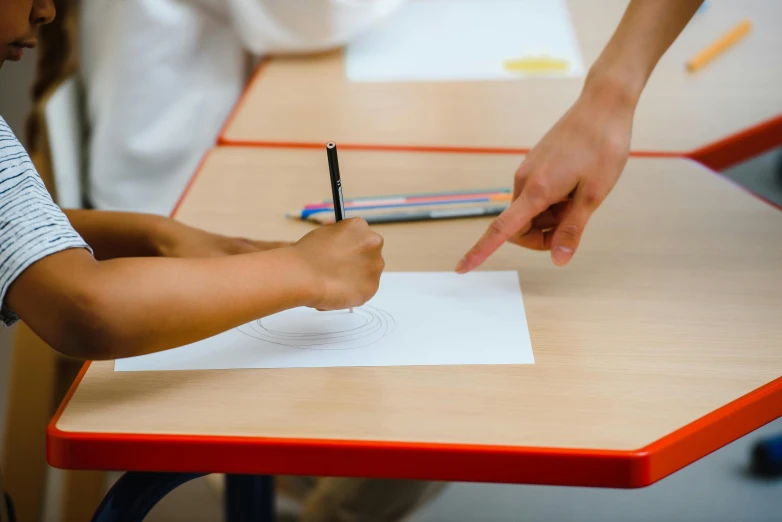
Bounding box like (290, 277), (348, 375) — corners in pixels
(456, 87), (634, 272)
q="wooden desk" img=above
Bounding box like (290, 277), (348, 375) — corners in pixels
(219, 0), (782, 163)
(49, 149), (782, 488)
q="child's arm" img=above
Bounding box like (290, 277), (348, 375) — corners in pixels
(62, 209), (290, 260)
(6, 218), (383, 361)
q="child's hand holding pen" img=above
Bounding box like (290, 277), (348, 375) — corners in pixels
(293, 217), (385, 312)
(158, 208), (386, 313)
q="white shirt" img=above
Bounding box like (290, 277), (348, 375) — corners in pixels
(80, 0), (405, 215)
(0, 116), (91, 326)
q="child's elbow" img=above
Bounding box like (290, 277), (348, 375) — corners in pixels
(50, 291), (135, 361)
(65, 319), (130, 362)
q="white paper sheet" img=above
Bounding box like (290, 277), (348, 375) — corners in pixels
(345, 0), (584, 82)
(114, 271), (533, 372)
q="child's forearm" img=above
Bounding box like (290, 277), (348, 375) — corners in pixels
(63, 209), (173, 260)
(7, 247), (317, 360)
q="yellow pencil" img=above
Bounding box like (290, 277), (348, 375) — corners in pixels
(687, 19), (752, 72)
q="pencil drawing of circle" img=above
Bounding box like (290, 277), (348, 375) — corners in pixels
(237, 306), (396, 350)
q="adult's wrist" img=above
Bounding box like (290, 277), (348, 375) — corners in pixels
(581, 59), (646, 114)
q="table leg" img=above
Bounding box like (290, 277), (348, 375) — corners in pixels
(225, 475), (275, 522)
(90, 472), (205, 522)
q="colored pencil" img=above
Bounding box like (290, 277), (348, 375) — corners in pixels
(306, 204), (508, 225)
(288, 195), (511, 220)
(323, 188), (511, 204)
(305, 192), (511, 210)
(687, 19), (751, 72)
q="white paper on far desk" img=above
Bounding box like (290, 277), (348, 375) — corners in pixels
(114, 272), (534, 372)
(345, 0), (584, 82)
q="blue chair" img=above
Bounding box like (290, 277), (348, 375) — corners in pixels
(91, 473), (275, 522)
(750, 433), (782, 477)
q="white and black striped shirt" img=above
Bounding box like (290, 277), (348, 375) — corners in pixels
(0, 116), (91, 326)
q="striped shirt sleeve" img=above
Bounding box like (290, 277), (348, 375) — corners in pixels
(0, 116), (92, 326)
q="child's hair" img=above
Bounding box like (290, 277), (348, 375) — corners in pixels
(25, 0), (79, 199)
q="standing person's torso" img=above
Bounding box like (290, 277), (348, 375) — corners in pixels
(80, 0), (407, 215)
(80, 0), (246, 215)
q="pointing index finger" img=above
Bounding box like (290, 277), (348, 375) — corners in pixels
(455, 191), (548, 273)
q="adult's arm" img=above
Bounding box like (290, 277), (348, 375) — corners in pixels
(457, 0), (705, 272)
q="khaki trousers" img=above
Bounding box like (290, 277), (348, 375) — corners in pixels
(286, 477), (446, 522)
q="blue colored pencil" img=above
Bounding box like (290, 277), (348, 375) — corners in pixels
(288, 195), (508, 220)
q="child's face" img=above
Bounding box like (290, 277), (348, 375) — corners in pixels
(0, 0), (55, 69)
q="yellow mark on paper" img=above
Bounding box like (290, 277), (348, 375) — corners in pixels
(503, 56), (570, 75)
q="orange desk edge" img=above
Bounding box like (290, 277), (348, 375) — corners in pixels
(689, 114), (782, 171)
(46, 362), (782, 488)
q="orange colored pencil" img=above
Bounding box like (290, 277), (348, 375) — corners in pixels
(687, 19), (752, 72)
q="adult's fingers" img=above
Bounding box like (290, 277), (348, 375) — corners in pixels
(507, 228), (554, 251)
(499, 199), (572, 251)
(549, 190), (599, 266)
(456, 187), (550, 273)
(522, 198), (572, 231)
(512, 161), (532, 201)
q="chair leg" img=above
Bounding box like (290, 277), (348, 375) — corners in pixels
(1, 324), (57, 522)
(90, 472), (205, 522)
(225, 475), (275, 522)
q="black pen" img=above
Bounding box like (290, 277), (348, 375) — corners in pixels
(326, 142), (346, 222)
(326, 142), (352, 313)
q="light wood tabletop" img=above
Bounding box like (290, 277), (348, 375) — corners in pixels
(220, 0), (782, 156)
(50, 148), (782, 487)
